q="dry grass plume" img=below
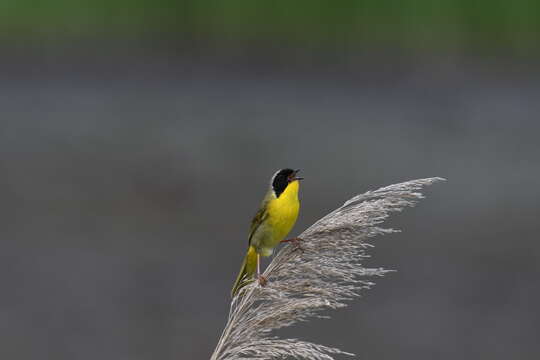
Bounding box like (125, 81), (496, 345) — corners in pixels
(211, 177), (445, 360)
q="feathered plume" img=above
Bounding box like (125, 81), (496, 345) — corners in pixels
(211, 177), (445, 360)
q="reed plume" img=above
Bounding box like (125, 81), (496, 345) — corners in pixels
(211, 177), (444, 360)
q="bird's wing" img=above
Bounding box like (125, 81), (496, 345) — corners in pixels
(248, 202), (269, 246)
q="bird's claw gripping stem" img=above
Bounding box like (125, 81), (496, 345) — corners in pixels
(281, 237), (305, 253)
(258, 275), (268, 287)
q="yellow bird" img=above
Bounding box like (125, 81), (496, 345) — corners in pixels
(231, 168), (303, 297)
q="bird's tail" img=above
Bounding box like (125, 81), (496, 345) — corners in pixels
(231, 245), (257, 297)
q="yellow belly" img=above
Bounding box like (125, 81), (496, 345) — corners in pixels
(257, 180), (300, 256)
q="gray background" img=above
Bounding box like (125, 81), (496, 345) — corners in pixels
(1, 46), (539, 359)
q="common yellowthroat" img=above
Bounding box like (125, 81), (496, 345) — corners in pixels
(231, 168), (303, 297)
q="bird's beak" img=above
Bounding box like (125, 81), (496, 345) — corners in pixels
(293, 169), (304, 181)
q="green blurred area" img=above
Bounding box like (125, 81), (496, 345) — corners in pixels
(1, 0), (539, 52)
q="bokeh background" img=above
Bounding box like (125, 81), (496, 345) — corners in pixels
(1, 1), (539, 359)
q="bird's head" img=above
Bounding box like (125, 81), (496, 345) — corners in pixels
(271, 168), (303, 197)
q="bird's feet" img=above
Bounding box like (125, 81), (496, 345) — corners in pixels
(258, 275), (268, 287)
(281, 237), (304, 253)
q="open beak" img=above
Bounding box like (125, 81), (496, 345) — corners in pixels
(293, 169), (304, 181)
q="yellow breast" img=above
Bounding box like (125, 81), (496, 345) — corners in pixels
(266, 180), (300, 247)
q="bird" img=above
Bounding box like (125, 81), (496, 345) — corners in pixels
(231, 168), (303, 297)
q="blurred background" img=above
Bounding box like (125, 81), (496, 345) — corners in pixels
(1, 1), (539, 359)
